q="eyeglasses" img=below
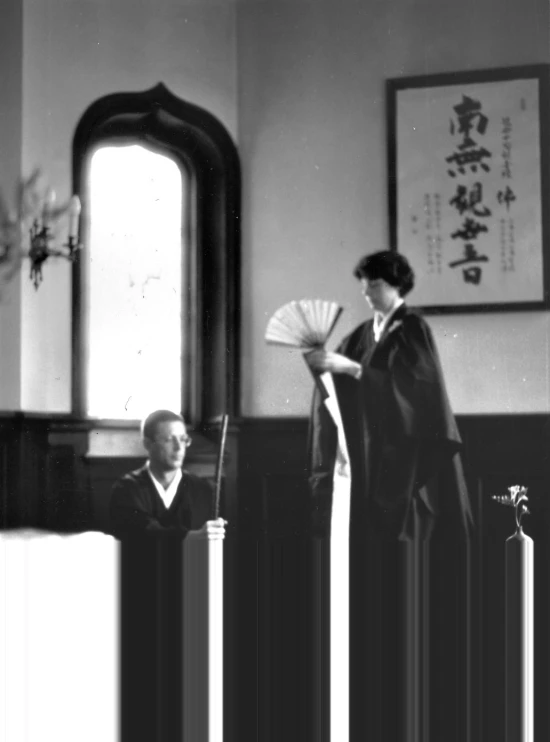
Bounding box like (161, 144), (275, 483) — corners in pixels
(156, 435), (193, 447)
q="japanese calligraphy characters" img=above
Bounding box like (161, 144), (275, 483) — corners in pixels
(394, 72), (545, 308)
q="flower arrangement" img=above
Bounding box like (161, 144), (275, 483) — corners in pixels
(492, 485), (530, 531)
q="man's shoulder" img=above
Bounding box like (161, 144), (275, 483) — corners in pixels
(112, 465), (149, 490)
(180, 471), (215, 528)
(180, 470), (214, 492)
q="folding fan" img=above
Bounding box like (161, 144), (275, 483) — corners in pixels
(265, 299), (343, 349)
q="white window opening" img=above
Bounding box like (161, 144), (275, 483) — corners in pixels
(87, 145), (184, 420)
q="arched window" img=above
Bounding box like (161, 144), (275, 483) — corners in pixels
(71, 84), (241, 426)
(87, 144), (184, 420)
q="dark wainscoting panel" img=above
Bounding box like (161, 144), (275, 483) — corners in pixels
(0, 412), (548, 742)
(236, 413), (550, 536)
(457, 415), (550, 742)
(0, 414), (238, 533)
(237, 416), (310, 536)
(2, 410), (546, 533)
(0, 413), (90, 531)
(236, 414), (549, 742)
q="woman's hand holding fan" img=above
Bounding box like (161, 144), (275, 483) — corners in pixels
(265, 300), (361, 394)
(304, 349), (362, 379)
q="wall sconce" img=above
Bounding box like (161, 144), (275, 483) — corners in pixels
(0, 169), (82, 290)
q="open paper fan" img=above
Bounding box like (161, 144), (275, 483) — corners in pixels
(265, 299), (343, 349)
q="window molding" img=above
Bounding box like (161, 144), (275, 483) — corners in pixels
(71, 83), (241, 426)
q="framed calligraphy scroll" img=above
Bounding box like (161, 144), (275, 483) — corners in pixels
(387, 65), (550, 313)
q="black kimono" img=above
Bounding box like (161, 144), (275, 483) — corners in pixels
(110, 465), (213, 538)
(308, 302), (473, 539)
(307, 304), (474, 742)
(111, 466), (214, 741)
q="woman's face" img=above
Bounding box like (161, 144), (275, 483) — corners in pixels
(359, 276), (400, 314)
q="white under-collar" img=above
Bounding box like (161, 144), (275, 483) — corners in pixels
(146, 462), (182, 510)
(373, 298), (404, 342)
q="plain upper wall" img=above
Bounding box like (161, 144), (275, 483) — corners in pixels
(17, 0), (237, 412)
(237, 0), (550, 416)
(8, 0), (550, 415)
(0, 0), (23, 409)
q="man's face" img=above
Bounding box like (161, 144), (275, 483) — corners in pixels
(144, 420), (189, 473)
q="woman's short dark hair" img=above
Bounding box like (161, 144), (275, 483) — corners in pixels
(353, 250), (415, 297)
(142, 409), (185, 441)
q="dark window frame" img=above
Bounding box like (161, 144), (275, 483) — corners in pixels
(71, 83), (241, 426)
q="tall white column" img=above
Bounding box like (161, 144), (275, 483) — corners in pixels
(505, 528), (534, 742)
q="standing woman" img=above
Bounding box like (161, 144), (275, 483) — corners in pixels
(306, 250), (474, 742)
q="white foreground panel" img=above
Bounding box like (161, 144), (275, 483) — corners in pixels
(0, 531), (118, 742)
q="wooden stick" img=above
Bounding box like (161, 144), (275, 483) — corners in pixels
(213, 414), (229, 519)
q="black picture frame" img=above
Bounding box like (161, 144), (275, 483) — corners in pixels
(387, 64), (550, 314)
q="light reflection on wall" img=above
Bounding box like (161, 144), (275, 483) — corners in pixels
(88, 145), (183, 419)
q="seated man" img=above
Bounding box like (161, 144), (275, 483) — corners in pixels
(111, 410), (226, 740)
(110, 409), (225, 538)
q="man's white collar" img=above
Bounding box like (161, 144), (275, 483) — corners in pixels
(146, 462), (182, 509)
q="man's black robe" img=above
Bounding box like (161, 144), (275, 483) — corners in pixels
(110, 464), (213, 538)
(110, 465), (214, 741)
